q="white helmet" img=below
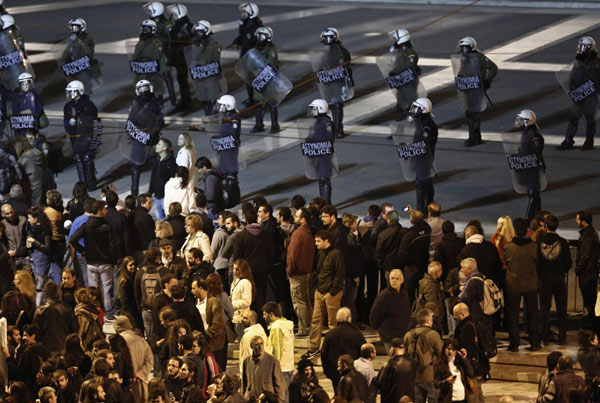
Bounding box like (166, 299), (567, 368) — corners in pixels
(255, 26), (273, 43)
(390, 28), (410, 45)
(68, 18), (87, 33)
(409, 97), (432, 116)
(135, 79), (154, 96)
(457, 36), (477, 52)
(308, 99), (329, 116)
(515, 109), (536, 128)
(143, 2), (165, 18)
(577, 36), (596, 54)
(140, 19), (157, 35)
(320, 27), (339, 44)
(66, 80), (85, 99)
(167, 4), (187, 20)
(0, 15), (14, 30)
(239, 2), (259, 19)
(192, 20), (211, 35)
(217, 95), (237, 112)
(18, 72), (33, 91)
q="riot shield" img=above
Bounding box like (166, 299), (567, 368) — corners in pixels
(234, 49), (292, 107)
(0, 30), (33, 92)
(202, 113), (247, 173)
(119, 103), (161, 165)
(9, 109), (36, 135)
(310, 46), (354, 104)
(296, 118), (339, 180)
(376, 52), (426, 109)
(390, 120), (435, 182)
(502, 132), (547, 194)
(126, 40), (166, 97)
(53, 35), (102, 92)
(184, 44), (227, 102)
(556, 61), (600, 119)
(451, 53), (487, 113)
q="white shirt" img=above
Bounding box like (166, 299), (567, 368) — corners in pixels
(449, 357), (465, 401)
(176, 147), (197, 188)
(196, 297), (207, 329)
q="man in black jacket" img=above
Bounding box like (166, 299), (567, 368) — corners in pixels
(575, 210), (600, 333)
(377, 338), (417, 402)
(453, 302), (489, 391)
(320, 204), (349, 252)
(149, 138), (176, 221)
(33, 281), (77, 356)
(375, 210), (405, 278)
(170, 283), (205, 333)
(398, 210), (431, 305)
(459, 225), (502, 286)
(539, 214), (572, 344)
(131, 193), (156, 263)
(105, 190), (131, 260)
(370, 269), (410, 351)
(321, 307), (366, 389)
(336, 354), (369, 402)
(433, 220), (465, 283)
(8, 324), (50, 390)
(70, 199), (117, 321)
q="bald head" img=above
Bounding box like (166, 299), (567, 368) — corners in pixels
(453, 302), (470, 321)
(1, 204), (14, 221)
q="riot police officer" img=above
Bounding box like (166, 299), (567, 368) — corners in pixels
(0, 14), (28, 92)
(143, 2), (172, 48)
(231, 2), (263, 106)
(167, 4), (194, 110)
(61, 18), (102, 90)
(214, 94), (241, 173)
(306, 99), (336, 203)
(0, 1), (7, 16)
(11, 72), (48, 137)
(67, 18), (95, 59)
(250, 26), (280, 134)
(389, 28), (421, 121)
(320, 27), (352, 138)
(515, 110), (545, 223)
(64, 80), (102, 190)
(557, 36), (600, 151)
(190, 19), (223, 115)
(127, 79), (164, 196)
(455, 37), (497, 147)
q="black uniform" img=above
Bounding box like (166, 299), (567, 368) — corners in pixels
(390, 42), (421, 121)
(64, 93), (101, 189)
(329, 41), (352, 138)
(169, 16), (194, 108)
(521, 125), (545, 223)
(414, 113), (438, 214)
(232, 16), (263, 105)
(251, 40), (280, 133)
(306, 114), (336, 203)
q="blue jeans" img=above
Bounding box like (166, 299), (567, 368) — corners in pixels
(153, 196), (166, 221)
(88, 263), (115, 319)
(74, 254), (89, 287)
(31, 249), (54, 306)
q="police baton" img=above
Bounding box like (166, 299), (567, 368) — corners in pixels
(484, 91), (494, 107)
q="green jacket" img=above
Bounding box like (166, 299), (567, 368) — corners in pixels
(503, 237), (538, 293)
(403, 325), (443, 383)
(255, 42), (279, 68)
(314, 246), (345, 296)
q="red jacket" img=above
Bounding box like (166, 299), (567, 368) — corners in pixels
(286, 224), (315, 276)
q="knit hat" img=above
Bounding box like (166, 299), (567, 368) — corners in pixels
(297, 358), (314, 372)
(114, 315), (133, 334)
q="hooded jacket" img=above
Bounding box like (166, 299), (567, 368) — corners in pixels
(18, 146), (44, 206)
(70, 215), (115, 264)
(267, 317), (294, 372)
(163, 176), (196, 215)
(459, 234), (502, 284)
(230, 223), (275, 273)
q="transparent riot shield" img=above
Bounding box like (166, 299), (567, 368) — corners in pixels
(390, 120), (435, 182)
(556, 61), (600, 119)
(184, 44), (227, 102)
(310, 46), (354, 104)
(296, 118), (339, 180)
(451, 53), (487, 113)
(0, 30), (33, 92)
(376, 52), (426, 110)
(202, 113), (247, 174)
(502, 131), (547, 194)
(234, 48), (292, 107)
(119, 103), (161, 165)
(126, 40), (166, 98)
(53, 35), (102, 93)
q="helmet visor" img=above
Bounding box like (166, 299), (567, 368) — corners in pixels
(409, 103), (422, 116)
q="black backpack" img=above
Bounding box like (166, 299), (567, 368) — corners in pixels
(205, 170), (224, 212)
(467, 321), (497, 360)
(222, 174), (240, 209)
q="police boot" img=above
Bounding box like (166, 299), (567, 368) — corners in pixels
(582, 120), (595, 151)
(251, 103), (265, 133)
(332, 103), (345, 138)
(84, 155), (97, 191)
(131, 164), (141, 197)
(269, 106), (280, 134)
(557, 120), (577, 150)
(426, 181), (435, 207)
(318, 177), (332, 204)
(464, 112), (482, 147)
(243, 84), (255, 106)
(525, 190), (540, 225)
(203, 100), (216, 116)
(74, 154), (86, 183)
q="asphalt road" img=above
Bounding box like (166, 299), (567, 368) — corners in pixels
(10, 0), (600, 235)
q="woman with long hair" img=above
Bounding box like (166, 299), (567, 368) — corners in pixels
(13, 270), (35, 323)
(205, 273), (229, 371)
(577, 330), (600, 386)
(490, 215), (515, 269)
(65, 181), (89, 221)
(434, 338), (476, 403)
(117, 257), (142, 331)
(59, 333), (92, 378)
(26, 206), (53, 306)
(6, 381), (33, 403)
(164, 166), (196, 215)
(289, 359), (322, 403)
(160, 319), (192, 371)
(191, 334), (220, 400)
(180, 214), (212, 261)
(230, 258), (256, 338)
(176, 132), (197, 189)
(109, 334), (134, 389)
(0, 291), (23, 327)
(74, 288), (103, 351)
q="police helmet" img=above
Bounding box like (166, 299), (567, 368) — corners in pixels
(409, 98), (432, 117)
(18, 72), (33, 91)
(390, 28), (411, 45)
(577, 36), (596, 55)
(193, 20), (212, 36)
(239, 2), (259, 20)
(140, 19), (158, 35)
(308, 99), (329, 116)
(0, 15), (14, 30)
(217, 95), (237, 112)
(68, 18), (87, 33)
(135, 79), (154, 96)
(457, 36), (477, 53)
(66, 80), (85, 100)
(320, 27), (339, 45)
(167, 4), (187, 20)
(143, 2), (165, 18)
(515, 109), (536, 128)
(256, 26), (273, 43)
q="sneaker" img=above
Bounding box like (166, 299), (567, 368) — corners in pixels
(301, 348), (320, 359)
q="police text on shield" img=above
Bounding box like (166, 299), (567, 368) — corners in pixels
(397, 141), (427, 158)
(455, 76), (481, 91)
(507, 154), (541, 171)
(386, 68), (416, 89)
(251, 65), (276, 92)
(126, 120), (151, 145)
(301, 141), (334, 157)
(211, 135), (237, 152)
(130, 61), (158, 74)
(62, 56), (91, 77)
(569, 80), (597, 104)
(190, 61), (221, 80)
